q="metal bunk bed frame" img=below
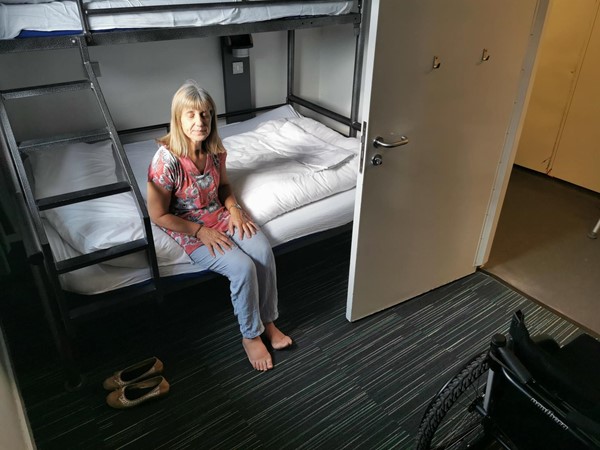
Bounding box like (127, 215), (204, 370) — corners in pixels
(0, 0), (367, 389)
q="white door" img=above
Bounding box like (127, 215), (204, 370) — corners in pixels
(347, 0), (549, 320)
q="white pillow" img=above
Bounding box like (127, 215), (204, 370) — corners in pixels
(28, 140), (191, 268)
(218, 104), (301, 139)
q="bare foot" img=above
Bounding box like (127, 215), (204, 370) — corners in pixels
(263, 322), (293, 350)
(242, 337), (273, 371)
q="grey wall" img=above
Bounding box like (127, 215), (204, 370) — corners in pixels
(90, 38), (224, 131)
(0, 26), (357, 139)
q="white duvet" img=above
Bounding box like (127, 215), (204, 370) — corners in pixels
(224, 118), (357, 226)
(29, 116), (359, 271)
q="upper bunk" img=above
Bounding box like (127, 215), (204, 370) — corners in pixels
(0, 0), (361, 52)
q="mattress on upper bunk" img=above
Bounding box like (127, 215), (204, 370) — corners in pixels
(26, 105), (359, 294)
(0, 0), (354, 40)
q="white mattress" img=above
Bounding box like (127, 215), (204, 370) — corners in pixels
(43, 189), (355, 294)
(29, 105), (358, 294)
(0, 0), (353, 39)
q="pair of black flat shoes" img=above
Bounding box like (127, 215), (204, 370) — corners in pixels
(103, 357), (170, 409)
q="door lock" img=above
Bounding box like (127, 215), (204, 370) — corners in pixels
(371, 154), (383, 166)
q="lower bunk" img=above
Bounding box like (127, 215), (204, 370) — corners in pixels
(22, 104), (360, 386)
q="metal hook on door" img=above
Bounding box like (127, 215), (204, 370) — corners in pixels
(432, 55), (441, 69)
(481, 48), (490, 62)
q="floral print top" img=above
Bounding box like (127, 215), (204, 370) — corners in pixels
(148, 146), (230, 255)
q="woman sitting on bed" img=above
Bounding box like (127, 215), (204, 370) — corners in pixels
(147, 80), (292, 371)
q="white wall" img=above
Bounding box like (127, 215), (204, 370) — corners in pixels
(250, 31), (288, 107)
(515, 0), (600, 193)
(295, 25), (357, 132)
(90, 38), (225, 130)
(1, 48), (100, 141)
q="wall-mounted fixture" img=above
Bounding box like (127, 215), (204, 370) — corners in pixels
(221, 34), (254, 123)
(223, 34), (254, 58)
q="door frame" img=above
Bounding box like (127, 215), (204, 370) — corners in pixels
(474, 0), (551, 266)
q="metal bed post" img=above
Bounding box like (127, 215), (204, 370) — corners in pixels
(74, 0), (93, 44)
(32, 264), (84, 390)
(287, 29), (296, 102)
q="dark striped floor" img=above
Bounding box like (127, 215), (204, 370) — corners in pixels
(1, 232), (582, 449)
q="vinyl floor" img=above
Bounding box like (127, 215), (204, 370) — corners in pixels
(0, 231), (583, 449)
(484, 166), (600, 336)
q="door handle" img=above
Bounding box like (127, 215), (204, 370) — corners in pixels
(373, 135), (409, 149)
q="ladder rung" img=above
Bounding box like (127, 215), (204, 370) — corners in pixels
(19, 129), (111, 152)
(55, 239), (149, 274)
(1, 80), (91, 100)
(37, 182), (131, 211)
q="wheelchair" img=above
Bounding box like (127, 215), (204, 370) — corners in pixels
(416, 310), (600, 449)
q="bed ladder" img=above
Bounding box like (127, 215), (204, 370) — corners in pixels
(0, 36), (161, 387)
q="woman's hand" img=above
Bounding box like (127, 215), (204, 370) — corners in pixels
(228, 206), (258, 240)
(196, 226), (234, 257)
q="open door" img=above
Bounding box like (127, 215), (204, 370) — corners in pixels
(347, 0), (549, 321)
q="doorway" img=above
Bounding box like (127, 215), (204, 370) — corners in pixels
(483, 0), (600, 336)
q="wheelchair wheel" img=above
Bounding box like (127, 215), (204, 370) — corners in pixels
(416, 351), (490, 450)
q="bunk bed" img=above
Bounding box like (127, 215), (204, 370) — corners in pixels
(0, 0), (366, 388)
(31, 105), (360, 295)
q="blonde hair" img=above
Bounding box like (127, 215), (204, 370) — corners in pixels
(157, 80), (225, 157)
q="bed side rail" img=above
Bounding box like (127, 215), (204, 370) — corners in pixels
(288, 94), (361, 136)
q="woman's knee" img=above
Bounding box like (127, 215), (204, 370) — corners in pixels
(240, 233), (275, 264)
(229, 251), (257, 281)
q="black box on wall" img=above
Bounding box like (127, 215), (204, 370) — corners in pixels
(221, 34), (254, 124)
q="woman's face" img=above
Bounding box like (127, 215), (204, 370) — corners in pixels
(181, 107), (212, 148)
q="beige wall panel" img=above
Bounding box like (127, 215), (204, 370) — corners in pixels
(515, 0), (598, 172)
(552, 8), (600, 193)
